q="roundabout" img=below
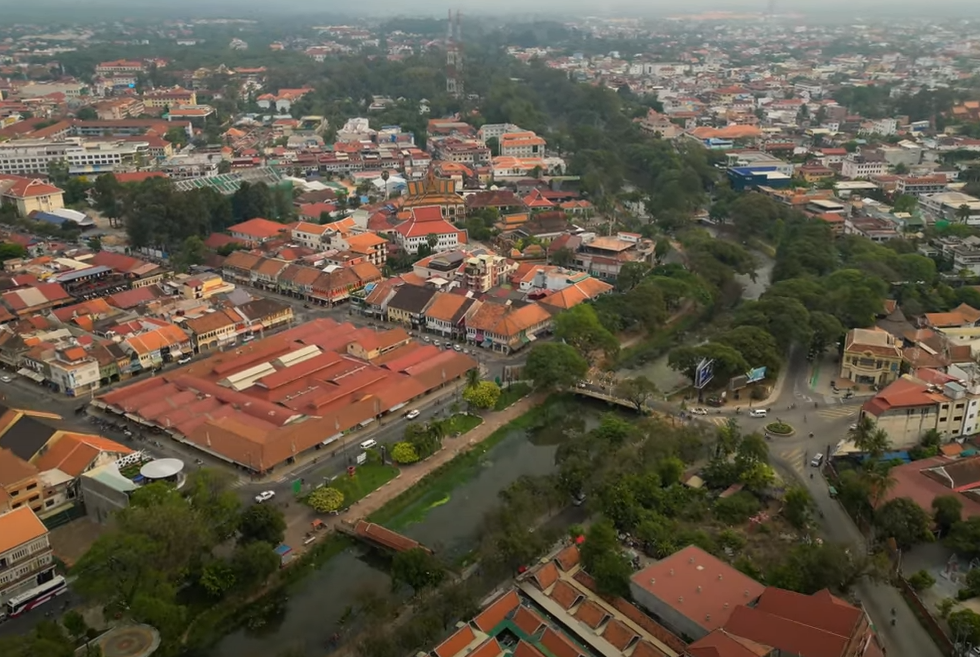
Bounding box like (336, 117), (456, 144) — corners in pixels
(96, 624), (160, 657)
(764, 421), (794, 437)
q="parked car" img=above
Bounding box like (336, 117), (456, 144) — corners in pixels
(359, 439), (378, 450)
(177, 356), (192, 365)
(749, 408), (768, 418)
(0, 375), (11, 383)
(691, 407), (708, 415)
(811, 453), (824, 467)
(405, 409), (421, 420)
(706, 397), (723, 407)
(255, 491), (276, 503)
(453, 344), (462, 352)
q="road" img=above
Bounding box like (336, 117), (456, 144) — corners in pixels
(707, 351), (943, 657)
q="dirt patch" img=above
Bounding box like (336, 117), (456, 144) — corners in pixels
(49, 517), (105, 567)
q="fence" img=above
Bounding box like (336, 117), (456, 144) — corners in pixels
(896, 575), (955, 656)
(42, 503), (87, 530)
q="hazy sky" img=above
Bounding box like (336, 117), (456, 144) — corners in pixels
(1, 0), (979, 19)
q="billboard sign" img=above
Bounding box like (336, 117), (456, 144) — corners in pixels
(694, 358), (714, 390)
(746, 366), (767, 384)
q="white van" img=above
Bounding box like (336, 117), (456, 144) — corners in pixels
(749, 408), (768, 418)
(359, 439), (378, 451)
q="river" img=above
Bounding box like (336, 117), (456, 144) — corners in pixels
(619, 227), (774, 393)
(212, 414), (568, 657)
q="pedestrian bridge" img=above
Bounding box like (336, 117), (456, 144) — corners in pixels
(339, 519), (434, 554)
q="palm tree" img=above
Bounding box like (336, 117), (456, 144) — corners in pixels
(849, 416), (890, 457)
(465, 368), (480, 390)
(957, 203), (973, 223)
(864, 460), (898, 510)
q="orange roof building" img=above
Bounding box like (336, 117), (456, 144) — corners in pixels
(629, 545), (767, 640)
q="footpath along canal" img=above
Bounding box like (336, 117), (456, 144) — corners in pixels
(212, 398), (611, 657)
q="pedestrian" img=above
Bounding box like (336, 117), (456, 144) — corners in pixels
(804, 414), (807, 423)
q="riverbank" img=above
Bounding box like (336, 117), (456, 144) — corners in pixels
(367, 394), (549, 529)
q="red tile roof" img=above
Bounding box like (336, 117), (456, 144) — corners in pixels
(723, 588), (866, 657)
(433, 625), (477, 657)
(473, 590), (520, 632)
(228, 217), (288, 239)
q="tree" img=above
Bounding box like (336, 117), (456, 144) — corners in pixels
(164, 126), (189, 148)
(308, 487), (344, 513)
(933, 495), (963, 536)
(614, 375), (659, 413)
(391, 441), (419, 464)
(525, 342), (588, 390)
(391, 548), (445, 592)
(734, 297), (812, 351)
(893, 194), (917, 213)
(958, 204), (974, 223)
(217, 160), (232, 174)
(174, 235), (206, 271)
(92, 173), (123, 226)
(654, 238), (671, 263)
(184, 468), (242, 543)
(238, 503), (287, 546)
(946, 517), (980, 558)
(86, 236), (102, 252)
(615, 261), (649, 292)
(948, 608), (980, 646)
(554, 304), (619, 362)
(784, 486), (813, 529)
(908, 569), (936, 592)
(75, 106), (98, 121)
(849, 416), (890, 458)
(0, 621), (77, 657)
(0, 243), (28, 263)
(60, 610), (88, 642)
(230, 541), (280, 591)
(874, 497), (933, 549)
(716, 326), (782, 378)
(465, 367), (480, 390)
(462, 380), (501, 409)
(46, 158), (70, 187)
(551, 246), (575, 267)
(199, 559), (236, 598)
(580, 519), (632, 597)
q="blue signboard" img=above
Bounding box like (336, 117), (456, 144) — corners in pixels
(746, 366), (767, 383)
(694, 358), (714, 389)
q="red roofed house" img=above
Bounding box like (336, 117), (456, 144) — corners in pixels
(228, 218), (288, 247)
(720, 588), (883, 657)
(393, 206), (466, 255)
(860, 375), (958, 448)
(630, 545), (767, 641)
(0, 175), (65, 216)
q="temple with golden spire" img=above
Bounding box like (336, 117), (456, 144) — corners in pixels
(399, 170), (465, 219)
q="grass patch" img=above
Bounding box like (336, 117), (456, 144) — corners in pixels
(367, 396), (558, 530)
(446, 413), (482, 435)
(327, 458), (399, 506)
(495, 381), (532, 410)
(765, 422), (794, 435)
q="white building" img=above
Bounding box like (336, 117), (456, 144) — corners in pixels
(0, 139), (148, 176)
(477, 123), (523, 144)
(920, 192), (980, 224)
(841, 154), (886, 180)
(0, 508), (54, 606)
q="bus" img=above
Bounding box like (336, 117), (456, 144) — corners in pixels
(5, 576), (67, 618)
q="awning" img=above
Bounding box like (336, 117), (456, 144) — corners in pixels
(17, 368), (44, 383)
(482, 339), (493, 348)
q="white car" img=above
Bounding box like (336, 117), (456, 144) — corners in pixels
(691, 407), (708, 415)
(749, 409), (768, 418)
(405, 409), (421, 420)
(0, 375), (11, 383)
(254, 491), (276, 503)
(811, 454), (824, 467)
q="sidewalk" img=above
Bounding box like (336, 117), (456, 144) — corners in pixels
(280, 393), (545, 550)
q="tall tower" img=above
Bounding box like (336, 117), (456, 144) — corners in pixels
(446, 10), (463, 98)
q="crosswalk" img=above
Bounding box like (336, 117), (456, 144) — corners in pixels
(779, 446), (809, 473)
(815, 406), (859, 421)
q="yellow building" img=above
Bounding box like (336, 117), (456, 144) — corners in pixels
(840, 328), (903, 387)
(399, 171), (465, 219)
(177, 273), (236, 300)
(0, 176), (65, 217)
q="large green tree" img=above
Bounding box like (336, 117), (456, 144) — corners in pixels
(525, 342), (589, 390)
(874, 497), (933, 549)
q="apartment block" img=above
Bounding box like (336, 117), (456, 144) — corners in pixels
(0, 507), (54, 605)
